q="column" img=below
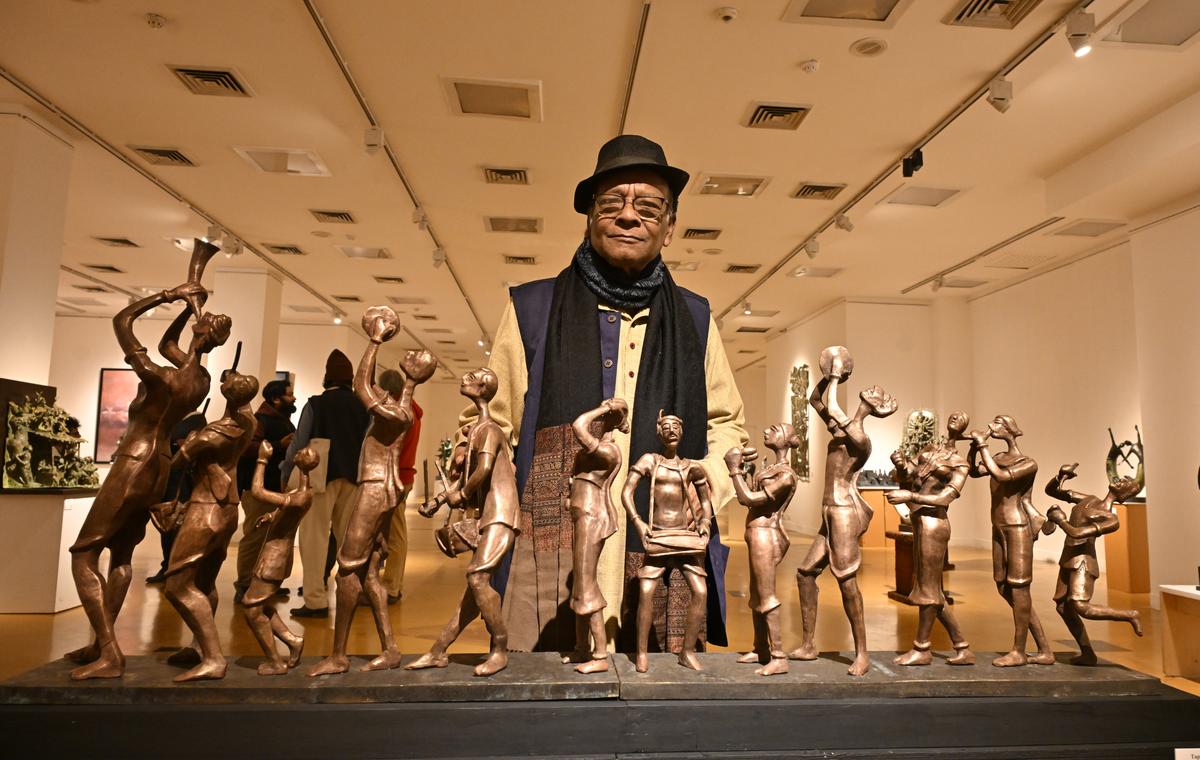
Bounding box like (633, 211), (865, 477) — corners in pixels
(0, 104), (73, 385)
(202, 268), (283, 409)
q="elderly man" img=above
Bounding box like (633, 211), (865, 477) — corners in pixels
(460, 134), (747, 654)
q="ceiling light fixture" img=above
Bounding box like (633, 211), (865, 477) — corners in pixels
(432, 247), (447, 268)
(902, 148), (924, 178)
(742, 301), (752, 316)
(173, 237), (194, 253)
(364, 126), (385, 155)
(205, 224), (222, 244)
(221, 233), (243, 258)
(931, 276), (944, 293)
(412, 208), (428, 231)
(804, 237), (820, 259)
(834, 214), (854, 232)
(1066, 10), (1095, 57)
(477, 335), (486, 347)
(986, 77), (1013, 113)
(333, 314), (343, 325)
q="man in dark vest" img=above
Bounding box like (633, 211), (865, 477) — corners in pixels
(284, 350), (369, 617)
(458, 134), (748, 654)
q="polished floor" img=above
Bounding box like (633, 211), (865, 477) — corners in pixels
(4, 505), (1197, 697)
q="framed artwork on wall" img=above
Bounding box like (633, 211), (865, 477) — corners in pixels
(790, 363), (811, 482)
(94, 368), (138, 463)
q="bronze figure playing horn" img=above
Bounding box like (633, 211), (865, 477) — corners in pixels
(727, 424), (799, 676)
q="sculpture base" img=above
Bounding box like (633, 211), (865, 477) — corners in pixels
(2, 652), (1197, 758)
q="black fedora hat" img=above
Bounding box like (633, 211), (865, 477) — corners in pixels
(573, 134), (690, 214)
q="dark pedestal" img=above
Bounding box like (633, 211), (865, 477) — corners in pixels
(3, 652), (1198, 759)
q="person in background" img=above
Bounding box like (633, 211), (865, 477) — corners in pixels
(233, 380), (296, 603)
(377, 369), (423, 604)
(146, 406), (208, 584)
(284, 350), (369, 618)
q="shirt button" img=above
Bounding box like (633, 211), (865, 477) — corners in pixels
(606, 314), (617, 323)
(603, 359), (613, 368)
(629, 342), (636, 349)
(628, 370), (635, 378)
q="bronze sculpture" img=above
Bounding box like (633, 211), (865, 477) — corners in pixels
(67, 239), (226, 680)
(886, 412), (975, 666)
(1045, 463), (1144, 665)
(791, 346), (896, 676)
(309, 307), (436, 676)
(241, 441), (318, 675)
(162, 360), (259, 681)
(562, 398), (629, 674)
(623, 411), (713, 673)
(967, 416), (1056, 667)
(727, 424), (799, 676)
(408, 368), (519, 677)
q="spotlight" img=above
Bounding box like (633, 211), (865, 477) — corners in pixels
(987, 77), (1013, 113)
(364, 126), (386, 155)
(742, 301), (752, 316)
(477, 335), (486, 347)
(173, 237), (194, 253)
(412, 208), (428, 231)
(485, 350), (491, 357)
(931, 276), (944, 293)
(804, 237), (820, 259)
(1066, 11), (1095, 57)
(205, 224), (222, 244)
(902, 148), (923, 178)
(221, 234), (242, 258)
(834, 214), (854, 232)
(432, 247), (446, 268)
(333, 314), (343, 325)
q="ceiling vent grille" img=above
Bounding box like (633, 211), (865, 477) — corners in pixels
(736, 326), (770, 333)
(503, 255), (538, 266)
(73, 284), (109, 294)
(387, 296), (428, 305)
(483, 167), (530, 185)
(264, 243), (305, 256)
(435, 340), (456, 346)
(682, 228), (722, 240)
(791, 265), (843, 278)
(725, 264), (762, 274)
(374, 275), (406, 285)
(698, 174), (769, 197)
(83, 263), (126, 274)
(424, 328), (454, 334)
(1052, 219), (1126, 237)
(792, 182), (846, 200)
(338, 245), (390, 260)
(665, 260), (699, 272)
(487, 217), (542, 233)
(310, 209), (356, 224)
(942, 277), (989, 289)
(412, 314), (438, 321)
(945, 0), (1042, 29)
(130, 146), (195, 166)
(332, 295), (361, 303)
(63, 297), (105, 306)
(168, 66), (251, 96)
(93, 236), (139, 247)
(985, 251), (1056, 270)
(288, 304), (325, 313)
(745, 103), (811, 130)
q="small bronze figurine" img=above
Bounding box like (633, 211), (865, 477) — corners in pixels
(792, 346), (896, 677)
(162, 361), (259, 682)
(310, 307), (436, 676)
(1045, 463), (1144, 665)
(623, 411), (714, 673)
(562, 398), (629, 674)
(887, 412), (975, 667)
(408, 368), (519, 677)
(67, 240), (226, 680)
(241, 441), (318, 675)
(727, 424), (799, 676)
(967, 416), (1056, 667)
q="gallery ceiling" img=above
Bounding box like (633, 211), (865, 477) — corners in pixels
(3, 0), (1200, 374)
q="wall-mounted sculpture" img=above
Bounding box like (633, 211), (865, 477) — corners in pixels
(1106, 426), (1144, 501)
(967, 416), (1056, 667)
(562, 398), (629, 675)
(887, 411), (975, 667)
(624, 411), (713, 673)
(792, 346), (896, 677)
(67, 239), (226, 680)
(1045, 463), (1144, 665)
(409, 367), (519, 677)
(241, 441), (318, 675)
(789, 364), (811, 482)
(727, 424), (799, 676)
(310, 307), (436, 676)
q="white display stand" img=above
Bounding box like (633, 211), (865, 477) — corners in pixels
(0, 492), (92, 613)
(1160, 584), (1200, 680)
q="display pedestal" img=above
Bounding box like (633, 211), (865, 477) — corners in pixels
(859, 488), (889, 548)
(1108, 501), (1151, 593)
(1161, 584), (1200, 679)
(886, 529), (916, 605)
(0, 492), (92, 612)
(3, 652), (1198, 758)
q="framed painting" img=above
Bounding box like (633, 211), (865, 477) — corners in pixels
(94, 368), (139, 463)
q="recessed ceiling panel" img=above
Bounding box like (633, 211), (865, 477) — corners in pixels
(883, 185), (963, 207)
(697, 174), (769, 197)
(782, 0), (912, 27)
(1104, 0), (1200, 47)
(233, 146), (331, 177)
(442, 77), (543, 121)
(337, 245), (391, 259)
(1052, 219), (1126, 237)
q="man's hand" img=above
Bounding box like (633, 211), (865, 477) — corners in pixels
(1047, 505), (1067, 525)
(698, 521), (711, 540)
(254, 510), (277, 529)
(886, 489), (913, 505)
(967, 430), (988, 446)
(634, 519), (652, 544)
(444, 489), (465, 508)
(362, 305), (400, 343)
(419, 493), (445, 518)
(401, 349), (438, 384)
(1057, 462), (1079, 479)
(258, 440), (274, 461)
(724, 445), (754, 472)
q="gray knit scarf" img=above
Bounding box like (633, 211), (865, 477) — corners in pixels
(572, 237), (665, 312)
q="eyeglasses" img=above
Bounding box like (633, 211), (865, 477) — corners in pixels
(592, 193), (671, 222)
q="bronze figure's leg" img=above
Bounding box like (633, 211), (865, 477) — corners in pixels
(361, 534), (403, 672)
(468, 568), (508, 676)
(308, 567), (360, 676)
(164, 562), (226, 682)
(1025, 606), (1055, 665)
(838, 575), (871, 676)
(894, 606), (936, 666)
(634, 577), (656, 673)
(1057, 599), (1095, 665)
(993, 583), (1030, 667)
(755, 607), (789, 676)
(268, 606), (305, 668)
(243, 601), (286, 675)
(407, 588), (479, 670)
(576, 613), (609, 674)
(678, 565), (706, 671)
(789, 538), (828, 661)
(738, 613), (767, 664)
(938, 606), (975, 665)
(68, 548), (125, 679)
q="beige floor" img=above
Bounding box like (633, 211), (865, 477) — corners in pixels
(4, 505), (1197, 697)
